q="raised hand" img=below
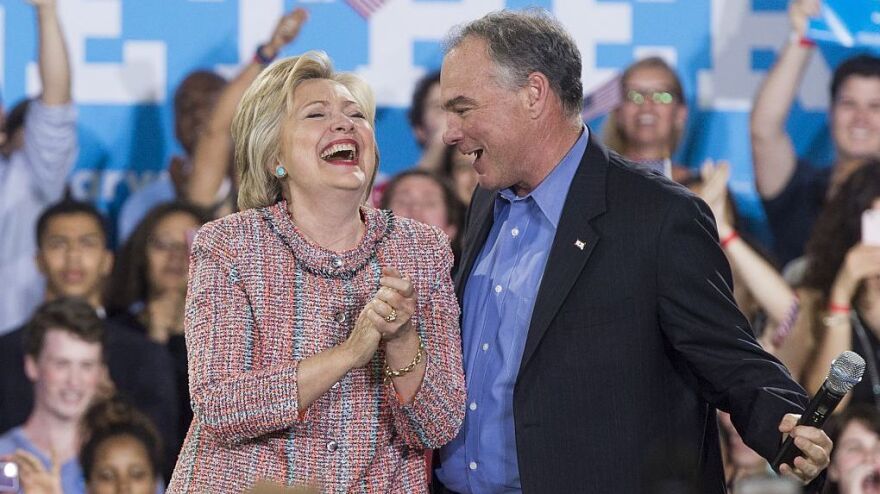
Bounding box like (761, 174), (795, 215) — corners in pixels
(3, 449), (62, 494)
(789, 0), (821, 38)
(695, 159), (732, 233)
(831, 244), (880, 304)
(265, 8), (308, 58)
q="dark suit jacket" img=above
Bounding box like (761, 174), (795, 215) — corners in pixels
(452, 134), (810, 493)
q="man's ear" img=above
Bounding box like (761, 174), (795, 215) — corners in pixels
(35, 251), (48, 277)
(100, 250), (114, 278)
(523, 71), (553, 119)
(24, 354), (39, 383)
(675, 104), (688, 132)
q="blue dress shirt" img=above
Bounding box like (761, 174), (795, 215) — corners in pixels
(437, 128), (588, 493)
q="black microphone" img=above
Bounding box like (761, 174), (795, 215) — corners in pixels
(771, 350), (866, 472)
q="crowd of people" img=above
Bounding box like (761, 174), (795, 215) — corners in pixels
(0, 0), (879, 492)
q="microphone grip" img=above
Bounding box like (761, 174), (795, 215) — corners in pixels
(770, 383), (843, 472)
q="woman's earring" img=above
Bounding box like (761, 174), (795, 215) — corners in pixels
(275, 165), (287, 178)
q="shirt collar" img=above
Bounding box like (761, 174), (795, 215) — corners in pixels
(497, 126), (589, 228)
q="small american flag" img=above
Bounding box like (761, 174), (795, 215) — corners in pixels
(581, 73), (622, 122)
(345, 0), (387, 19)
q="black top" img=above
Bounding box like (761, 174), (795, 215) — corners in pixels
(762, 160), (832, 266)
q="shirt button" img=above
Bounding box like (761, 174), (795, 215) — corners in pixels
(469, 461), (478, 470)
(482, 343), (489, 352)
(494, 285), (503, 294)
(469, 402), (477, 411)
(334, 311), (347, 323)
(331, 257), (343, 269)
(326, 440), (338, 452)
(511, 227), (520, 237)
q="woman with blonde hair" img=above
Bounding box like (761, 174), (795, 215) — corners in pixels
(167, 51), (466, 493)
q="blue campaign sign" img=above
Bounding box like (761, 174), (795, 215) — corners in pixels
(0, 0), (842, 240)
(807, 0), (880, 68)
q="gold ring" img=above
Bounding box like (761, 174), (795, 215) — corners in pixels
(384, 309), (398, 323)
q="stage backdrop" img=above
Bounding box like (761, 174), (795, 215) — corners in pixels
(0, 0), (849, 240)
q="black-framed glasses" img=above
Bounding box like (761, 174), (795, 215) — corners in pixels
(625, 89), (677, 105)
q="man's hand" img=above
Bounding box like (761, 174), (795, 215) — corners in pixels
(778, 413), (833, 484)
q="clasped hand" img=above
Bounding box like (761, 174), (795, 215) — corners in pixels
(344, 267), (418, 368)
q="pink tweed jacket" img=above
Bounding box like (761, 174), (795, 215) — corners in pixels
(167, 200), (466, 493)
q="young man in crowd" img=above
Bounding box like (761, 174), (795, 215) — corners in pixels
(0, 298), (106, 494)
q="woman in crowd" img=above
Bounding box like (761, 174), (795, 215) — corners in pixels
(776, 160), (880, 405)
(106, 201), (210, 462)
(823, 405), (880, 494)
(8, 398), (164, 494)
(167, 51), (465, 492)
(79, 399), (164, 494)
(603, 56), (692, 183)
(379, 169), (465, 265)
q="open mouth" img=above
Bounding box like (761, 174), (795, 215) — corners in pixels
(464, 149), (483, 161)
(864, 471), (880, 493)
(320, 141), (359, 164)
(637, 114), (658, 125)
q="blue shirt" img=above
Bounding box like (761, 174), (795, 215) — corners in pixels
(0, 427), (85, 494)
(437, 128), (588, 493)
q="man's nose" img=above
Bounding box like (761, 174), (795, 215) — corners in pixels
(443, 119), (462, 146)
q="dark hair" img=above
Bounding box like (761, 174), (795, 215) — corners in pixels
(831, 54), (880, 102)
(802, 160), (880, 304)
(823, 405), (880, 494)
(3, 98), (30, 139)
(379, 169), (465, 260)
(174, 70), (226, 115)
(36, 199), (109, 249)
(408, 71), (441, 132)
(173, 70), (226, 155)
(23, 297), (104, 358)
(444, 9), (583, 118)
(80, 398), (164, 482)
(106, 201), (209, 315)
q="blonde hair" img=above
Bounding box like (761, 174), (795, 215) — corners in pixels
(602, 56), (685, 157)
(232, 51), (378, 211)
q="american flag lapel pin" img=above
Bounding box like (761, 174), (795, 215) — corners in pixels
(574, 239), (586, 250)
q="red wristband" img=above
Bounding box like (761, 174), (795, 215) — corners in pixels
(799, 37), (816, 48)
(720, 230), (739, 249)
(828, 302), (852, 314)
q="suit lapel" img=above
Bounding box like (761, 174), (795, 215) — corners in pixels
(454, 187), (495, 303)
(518, 134), (610, 373)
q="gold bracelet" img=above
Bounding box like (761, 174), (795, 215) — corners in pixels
(384, 334), (425, 382)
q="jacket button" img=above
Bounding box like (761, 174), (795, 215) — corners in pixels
(334, 311), (346, 323)
(326, 440), (338, 452)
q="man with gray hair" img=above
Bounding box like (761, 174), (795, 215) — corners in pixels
(435, 9), (830, 493)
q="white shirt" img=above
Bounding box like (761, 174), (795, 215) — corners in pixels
(0, 100), (77, 333)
